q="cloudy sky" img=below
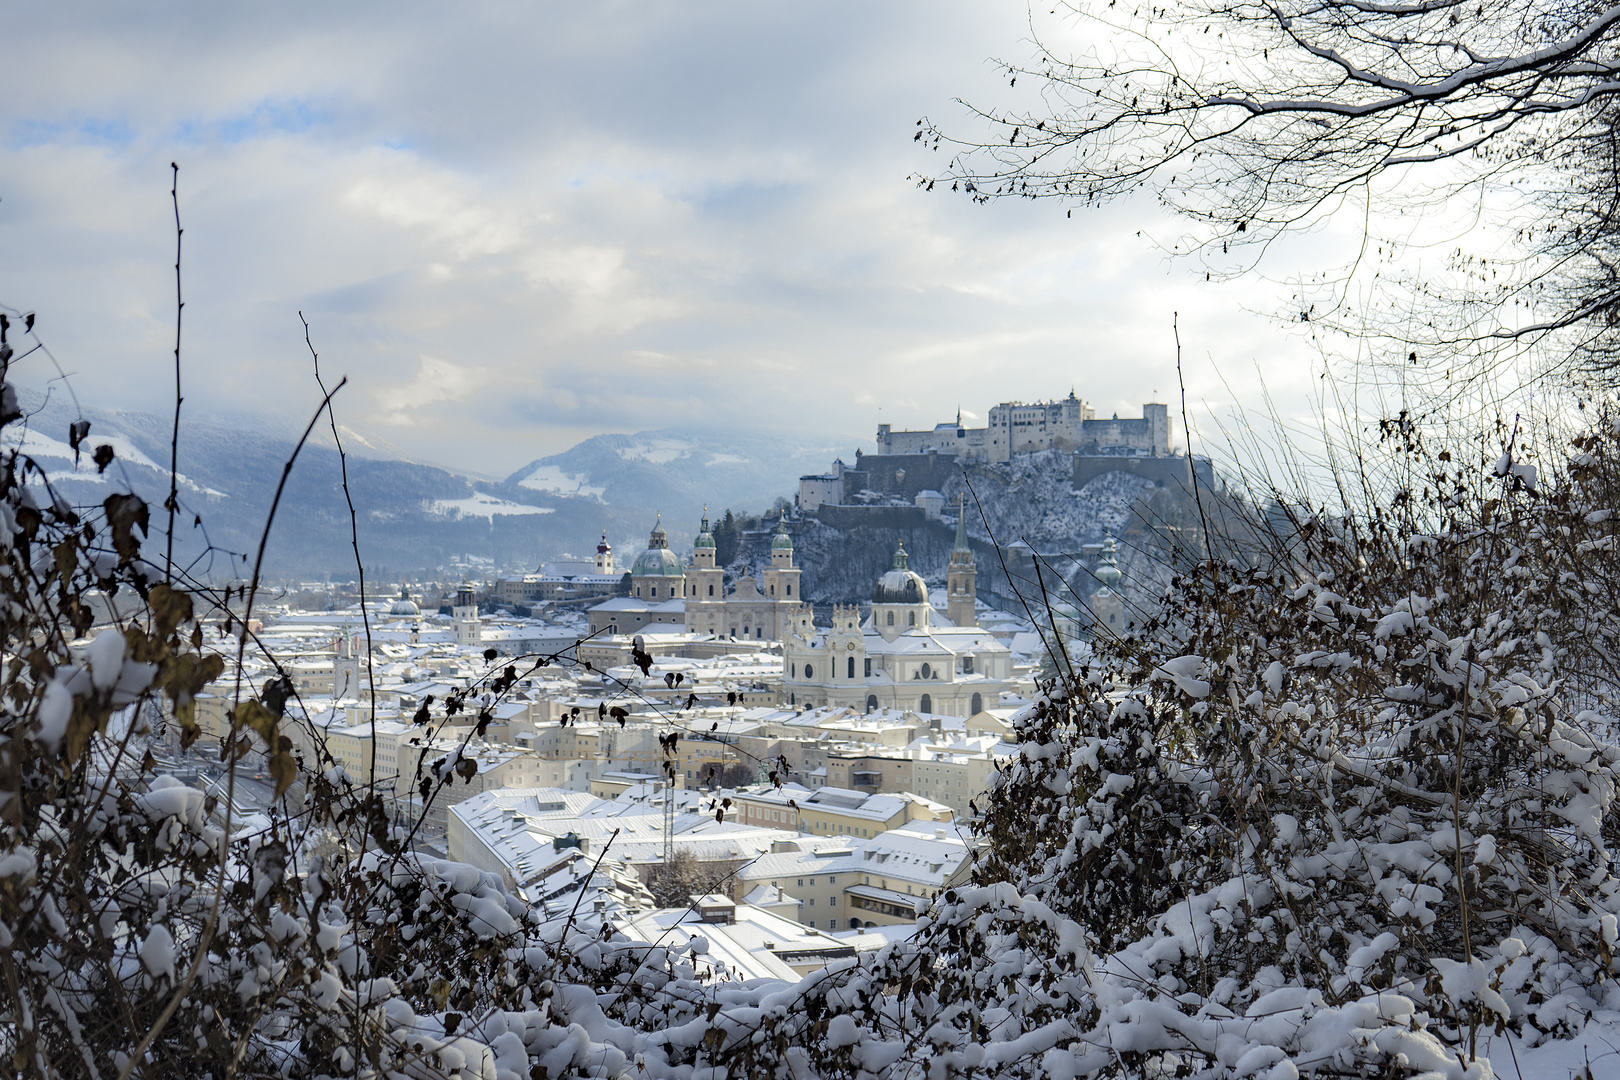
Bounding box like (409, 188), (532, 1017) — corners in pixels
(0, 2), (1332, 477)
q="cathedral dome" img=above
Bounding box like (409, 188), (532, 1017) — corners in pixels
(694, 511), (716, 550)
(389, 585), (420, 617)
(872, 540), (926, 603)
(632, 515), (685, 577)
(771, 513), (793, 551)
(632, 546), (685, 576)
(872, 569), (927, 604)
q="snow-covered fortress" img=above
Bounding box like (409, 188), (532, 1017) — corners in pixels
(873, 393), (1171, 464)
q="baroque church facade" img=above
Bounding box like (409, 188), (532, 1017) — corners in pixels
(588, 505), (1013, 719)
(586, 514), (806, 640)
(780, 506), (1013, 718)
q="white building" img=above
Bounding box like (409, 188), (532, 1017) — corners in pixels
(875, 394), (1172, 463)
(782, 539), (1012, 716)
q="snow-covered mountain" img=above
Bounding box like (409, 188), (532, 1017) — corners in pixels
(4, 395), (866, 578)
(505, 430), (862, 541)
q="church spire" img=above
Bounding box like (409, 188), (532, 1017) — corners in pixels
(952, 494), (971, 553)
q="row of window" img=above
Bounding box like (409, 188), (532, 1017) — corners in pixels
(636, 581), (796, 599)
(849, 896), (916, 918)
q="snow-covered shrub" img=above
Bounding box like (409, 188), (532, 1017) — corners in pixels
(938, 411), (1620, 1075)
(0, 338), (655, 1077)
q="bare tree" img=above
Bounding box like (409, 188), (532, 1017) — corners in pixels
(919, 0), (1620, 379)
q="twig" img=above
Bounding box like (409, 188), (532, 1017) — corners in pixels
(165, 163), (183, 583)
(1174, 313), (1212, 560)
(301, 313), (378, 780)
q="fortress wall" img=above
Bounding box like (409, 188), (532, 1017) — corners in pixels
(1072, 455), (1195, 492)
(851, 452), (961, 500)
(811, 504), (931, 532)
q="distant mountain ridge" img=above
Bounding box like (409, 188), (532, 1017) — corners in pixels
(505, 429), (864, 535)
(4, 392), (863, 577)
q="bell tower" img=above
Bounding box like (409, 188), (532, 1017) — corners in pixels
(946, 494), (977, 628)
(1089, 535), (1125, 634)
(685, 509), (726, 637)
(828, 603), (866, 687)
(453, 580), (481, 648)
(760, 512), (804, 639)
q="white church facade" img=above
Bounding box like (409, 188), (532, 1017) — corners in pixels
(587, 514), (806, 640)
(780, 512), (1013, 718)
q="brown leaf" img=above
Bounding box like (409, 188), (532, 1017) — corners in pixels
(268, 748), (297, 799)
(149, 584), (194, 637)
(102, 493), (148, 564)
(234, 699), (277, 743)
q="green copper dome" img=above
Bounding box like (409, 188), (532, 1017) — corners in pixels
(771, 513), (793, 550)
(1095, 536), (1123, 589)
(694, 510), (716, 550)
(632, 547), (685, 576)
(632, 515), (686, 576)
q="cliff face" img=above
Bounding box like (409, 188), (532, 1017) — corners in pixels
(723, 449), (1190, 615)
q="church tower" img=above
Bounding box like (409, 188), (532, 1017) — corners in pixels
(946, 494), (977, 628)
(684, 509), (726, 637)
(1089, 536), (1125, 634)
(594, 532), (613, 574)
(828, 603), (867, 702)
(453, 580), (481, 648)
(760, 513), (804, 632)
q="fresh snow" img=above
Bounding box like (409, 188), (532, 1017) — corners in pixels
(432, 492), (555, 519)
(515, 464), (606, 500)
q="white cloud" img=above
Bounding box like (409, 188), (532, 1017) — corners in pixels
(0, 1), (1347, 475)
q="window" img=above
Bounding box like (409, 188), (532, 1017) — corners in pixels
(921, 663), (931, 679)
(708, 584), (714, 596)
(886, 612), (894, 626)
(808, 898), (815, 906)
(828, 875), (836, 884)
(971, 692), (982, 714)
(847, 656), (854, 679)
(808, 878), (815, 885)
(787, 584), (792, 596)
(809, 920), (816, 927)
(829, 918), (838, 929)
(797, 879), (803, 887)
(920, 693), (932, 713)
(804, 663), (813, 679)
(908, 612), (916, 626)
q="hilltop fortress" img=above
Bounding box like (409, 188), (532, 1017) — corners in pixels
(875, 393), (1171, 464)
(799, 395), (1196, 515)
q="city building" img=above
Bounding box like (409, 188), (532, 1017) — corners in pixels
(782, 541), (1012, 716)
(588, 513), (806, 641)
